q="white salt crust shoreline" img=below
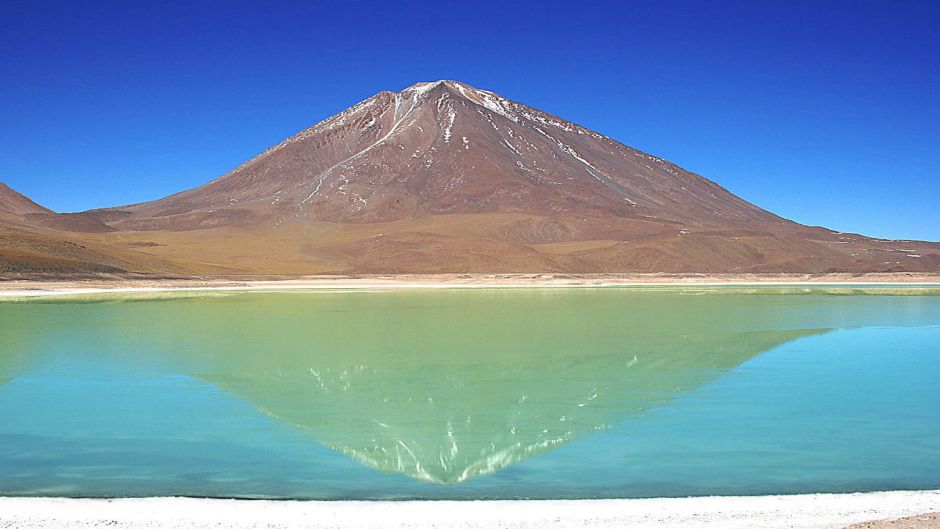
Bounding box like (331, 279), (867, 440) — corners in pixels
(0, 491), (938, 529)
(0, 274), (938, 299)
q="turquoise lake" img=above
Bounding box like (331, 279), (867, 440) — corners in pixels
(0, 287), (938, 499)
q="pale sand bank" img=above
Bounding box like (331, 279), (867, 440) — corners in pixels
(0, 491), (938, 529)
(1, 272), (938, 298)
(844, 512), (939, 528)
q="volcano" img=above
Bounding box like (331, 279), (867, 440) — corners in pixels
(2, 80), (939, 274)
(114, 80), (779, 228)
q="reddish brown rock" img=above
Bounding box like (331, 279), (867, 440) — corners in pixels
(2, 81), (939, 274)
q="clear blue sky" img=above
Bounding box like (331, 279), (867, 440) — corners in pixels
(1, 0), (937, 240)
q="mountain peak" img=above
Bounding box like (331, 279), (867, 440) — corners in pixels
(400, 80), (502, 105)
(402, 79), (468, 91)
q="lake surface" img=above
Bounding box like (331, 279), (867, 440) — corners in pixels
(0, 287), (938, 499)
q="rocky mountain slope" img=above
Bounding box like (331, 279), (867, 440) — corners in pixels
(2, 80), (939, 275)
(110, 81), (780, 229)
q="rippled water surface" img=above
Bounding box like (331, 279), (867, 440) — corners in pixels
(1, 287), (938, 499)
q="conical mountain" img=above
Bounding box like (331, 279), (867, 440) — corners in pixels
(3, 81), (939, 274)
(113, 80), (782, 228)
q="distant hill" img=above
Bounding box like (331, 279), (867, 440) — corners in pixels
(0, 182), (50, 217)
(0, 184), (176, 275)
(2, 80), (939, 275)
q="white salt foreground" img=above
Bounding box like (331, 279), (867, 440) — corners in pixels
(1, 490), (938, 529)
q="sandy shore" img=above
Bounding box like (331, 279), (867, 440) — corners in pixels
(1, 272), (938, 298)
(844, 512), (939, 528)
(0, 491), (937, 529)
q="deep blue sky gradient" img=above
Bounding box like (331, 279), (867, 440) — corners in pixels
(1, 0), (938, 240)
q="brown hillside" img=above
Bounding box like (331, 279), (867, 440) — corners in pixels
(2, 81), (939, 275)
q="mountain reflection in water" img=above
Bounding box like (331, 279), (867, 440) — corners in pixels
(2, 288), (936, 484)
(202, 328), (818, 483)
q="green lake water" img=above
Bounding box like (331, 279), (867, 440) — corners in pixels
(0, 287), (938, 499)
